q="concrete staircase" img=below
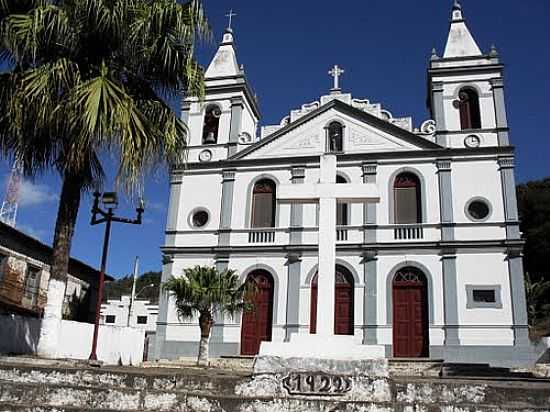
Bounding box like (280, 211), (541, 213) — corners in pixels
(1, 359), (550, 411)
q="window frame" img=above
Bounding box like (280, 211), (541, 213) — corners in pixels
(466, 285), (502, 309)
(202, 104), (222, 145)
(136, 315), (148, 325)
(251, 179), (277, 228)
(393, 172), (422, 224)
(465, 197), (492, 223)
(105, 315), (116, 324)
(458, 87), (482, 130)
(326, 121), (344, 153)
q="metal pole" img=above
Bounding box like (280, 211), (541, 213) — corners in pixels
(128, 256), (139, 327)
(89, 211), (113, 361)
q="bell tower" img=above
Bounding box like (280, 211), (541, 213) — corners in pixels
(182, 25), (260, 162)
(428, 1), (509, 148)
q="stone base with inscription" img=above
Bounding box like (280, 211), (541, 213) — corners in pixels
(236, 355), (391, 400)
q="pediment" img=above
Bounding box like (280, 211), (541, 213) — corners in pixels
(234, 100), (440, 160)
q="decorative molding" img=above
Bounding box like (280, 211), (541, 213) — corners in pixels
(222, 169), (236, 181)
(498, 156), (515, 169)
(285, 134), (321, 150)
(361, 162), (378, 176)
(420, 119), (437, 135)
(436, 159), (452, 171)
(349, 129), (386, 147)
(291, 167), (306, 181)
(490, 78), (505, 88)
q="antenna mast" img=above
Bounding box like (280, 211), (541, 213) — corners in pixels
(0, 161), (23, 227)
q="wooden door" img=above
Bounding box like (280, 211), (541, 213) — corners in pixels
(392, 268), (429, 358)
(310, 267), (354, 335)
(241, 270), (274, 356)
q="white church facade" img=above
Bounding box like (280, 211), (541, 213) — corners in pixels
(155, 2), (536, 366)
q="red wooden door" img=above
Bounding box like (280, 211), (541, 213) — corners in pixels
(392, 268), (429, 358)
(241, 271), (274, 355)
(310, 267), (354, 335)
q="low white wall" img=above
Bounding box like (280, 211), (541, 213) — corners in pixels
(0, 314), (145, 366)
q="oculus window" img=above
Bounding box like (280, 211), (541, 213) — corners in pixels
(466, 198), (491, 222)
(191, 210), (209, 228)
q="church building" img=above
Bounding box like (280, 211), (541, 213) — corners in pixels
(155, 2), (536, 366)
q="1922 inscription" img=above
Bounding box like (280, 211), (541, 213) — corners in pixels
(282, 373), (352, 396)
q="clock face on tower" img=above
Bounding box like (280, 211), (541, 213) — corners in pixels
(199, 149), (213, 162)
(464, 135), (481, 148)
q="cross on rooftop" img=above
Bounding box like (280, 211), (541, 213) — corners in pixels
(329, 65), (345, 91)
(226, 9), (237, 30)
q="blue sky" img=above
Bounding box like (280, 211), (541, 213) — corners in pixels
(1, 0), (549, 278)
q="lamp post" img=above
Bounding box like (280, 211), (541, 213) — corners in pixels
(89, 192), (144, 363)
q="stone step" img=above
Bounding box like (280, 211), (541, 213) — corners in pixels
(441, 362), (538, 379)
(0, 362), (247, 396)
(0, 402), (150, 412)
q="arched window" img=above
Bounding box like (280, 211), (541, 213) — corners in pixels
(336, 175), (348, 226)
(458, 88), (481, 130)
(251, 179), (276, 228)
(202, 105), (221, 144)
(394, 172), (421, 224)
(327, 121), (344, 152)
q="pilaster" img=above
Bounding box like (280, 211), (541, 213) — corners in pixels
(431, 81), (447, 147)
(154, 254), (174, 360)
(437, 159), (455, 241)
(362, 253), (378, 345)
(289, 166), (305, 245)
(490, 78), (510, 146)
(218, 169), (236, 246)
(181, 101), (192, 126)
(507, 250), (530, 345)
(441, 252), (460, 345)
(498, 156), (520, 240)
(362, 162), (378, 243)
(228, 97), (244, 156)
(285, 253), (302, 341)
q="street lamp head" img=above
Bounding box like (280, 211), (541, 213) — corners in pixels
(102, 192), (118, 210)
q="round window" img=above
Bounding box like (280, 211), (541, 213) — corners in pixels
(467, 199), (490, 221)
(191, 210), (209, 228)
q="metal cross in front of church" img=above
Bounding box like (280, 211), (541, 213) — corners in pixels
(329, 65), (345, 90)
(277, 154), (379, 336)
(226, 9), (237, 30)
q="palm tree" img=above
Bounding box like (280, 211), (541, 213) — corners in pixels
(163, 266), (254, 366)
(0, 0), (208, 356)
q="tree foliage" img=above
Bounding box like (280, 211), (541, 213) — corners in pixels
(517, 178), (550, 283)
(163, 266), (255, 365)
(103, 270), (161, 303)
(0, 0), (208, 190)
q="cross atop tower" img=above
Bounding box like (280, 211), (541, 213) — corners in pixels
(328, 65), (345, 91)
(226, 9), (237, 30)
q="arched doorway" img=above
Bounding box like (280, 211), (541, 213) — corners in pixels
(310, 266), (354, 335)
(392, 267), (429, 358)
(241, 270), (274, 355)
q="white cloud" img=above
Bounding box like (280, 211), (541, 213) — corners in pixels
(19, 180), (58, 207)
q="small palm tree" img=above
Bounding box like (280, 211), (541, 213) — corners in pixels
(163, 266), (254, 366)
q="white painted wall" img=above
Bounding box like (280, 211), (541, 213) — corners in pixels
(0, 314), (144, 365)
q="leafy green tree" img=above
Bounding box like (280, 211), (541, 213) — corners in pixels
(163, 266), (254, 366)
(525, 272), (550, 330)
(517, 178), (550, 283)
(104, 271), (161, 303)
(0, 0), (208, 356)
